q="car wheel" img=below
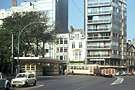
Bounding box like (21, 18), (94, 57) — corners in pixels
(12, 85), (15, 88)
(33, 80), (36, 86)
(24, 82), (28, 87)
(5, 83), (10, 90)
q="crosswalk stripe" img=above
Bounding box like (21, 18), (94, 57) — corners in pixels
(111, 77), (124, 86)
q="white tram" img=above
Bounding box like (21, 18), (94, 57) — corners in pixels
(67, 64), (99, 75)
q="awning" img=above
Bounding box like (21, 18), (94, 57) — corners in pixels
(14, 57), (66, 64)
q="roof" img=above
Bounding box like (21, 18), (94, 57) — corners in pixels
(127, 43), (135, 51)
(14, 57), (66, 64)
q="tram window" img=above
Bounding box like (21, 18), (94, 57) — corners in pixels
(79, 67), (81, 70)
(71, 66), (73, 69)
(82, 66), (84, 70)
(74, 66), (77, 69)
(85, 66), (88, 70)
(76, 67), (79, 69)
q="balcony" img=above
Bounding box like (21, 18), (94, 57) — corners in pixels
(88, 19), (111, 24)
(87, 54), (121, 59)
(88, 11), (112, 16)
(87, 36), (111, 41)
(88, 2), (112, 8)
(87, 46), (111, 50)
(87, 28), (111, 32)
(87, 55), (110, 59)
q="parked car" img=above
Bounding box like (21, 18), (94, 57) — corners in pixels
(11, 72), (37, 87)
(115, 72), (120, 76)
(115, 71), (128, 76)
(0, 72), (11, 90)
(120, 71), (128, 76)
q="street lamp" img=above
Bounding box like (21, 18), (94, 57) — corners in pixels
(17, 21), (46, 74)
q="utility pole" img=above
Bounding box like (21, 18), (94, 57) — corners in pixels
(11, 33), (14, 74)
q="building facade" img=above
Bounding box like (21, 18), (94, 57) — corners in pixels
(84, 0), (127, 66)
(55, 33), (69, 63)
(126, 40), (135, 74)
(127, 40), (135, 66)
(68, 29), (86, 65)
(55, 0), (68, 33)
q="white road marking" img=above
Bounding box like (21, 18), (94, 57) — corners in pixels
(111, 77), (124, 86)
(74, 87), (85, 90)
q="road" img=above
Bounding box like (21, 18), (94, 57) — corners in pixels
(11, 75), (135, 90)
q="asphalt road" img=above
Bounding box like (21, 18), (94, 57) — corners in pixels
(11, 75), (135, 90)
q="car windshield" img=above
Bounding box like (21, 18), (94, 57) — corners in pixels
(16, 74), (27, 78)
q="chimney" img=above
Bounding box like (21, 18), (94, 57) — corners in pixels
(12, 0), (17, 6)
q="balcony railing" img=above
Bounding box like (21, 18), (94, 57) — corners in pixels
(87, 54), (110, 57)
(88, 20), (111, 24)
(87, 46), (110, 49)
(88, 2), (111, 7)
(87, 36), (111, 40)
(88, 11), (112, 16)
(87, 28), (111, 32)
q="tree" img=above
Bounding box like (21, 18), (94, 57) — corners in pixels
(0, 11), (56, 73)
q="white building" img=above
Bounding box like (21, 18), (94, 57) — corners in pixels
(0, 0), (55, 26)
(55, 33), (69, 63)
(68, 28), (86, 65)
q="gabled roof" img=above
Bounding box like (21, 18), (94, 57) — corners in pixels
(127, 43), (135, 51)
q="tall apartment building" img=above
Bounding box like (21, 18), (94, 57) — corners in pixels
(55, 0), (68, 33)
(84, 0), (127, 66)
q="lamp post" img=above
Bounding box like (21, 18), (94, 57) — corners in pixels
(11, 33), (14, 74)
(17, 22), (46, 74)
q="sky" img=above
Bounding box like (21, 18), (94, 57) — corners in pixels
(0, 0), (134, 40)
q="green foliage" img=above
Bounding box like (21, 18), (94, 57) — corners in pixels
(0, 11), (56, 73)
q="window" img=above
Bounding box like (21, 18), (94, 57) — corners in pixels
(75, 34), (79, 39)
(16, 74), (27, 78)
(28, 74), (34, 78)
(60, 56), (63, 60)
(26, 65), (30, 70)
(72, 42), (75, 48)
(60, 47), (63, 52)
(79, 42), (82, 48)
(88, 16), (93, 20)
(79, 51), (81, 59)
(45, 49), (49, 53)
(56, 56), (59, 59)
(64, 39), (68, 44)
(57, 40), (59, 44)
(60, 38), (63, 44)
(75, 52), (78, 59)
(73, 51), (81, 60)
(64, 47), (68, 52)
(57, 48), (59, 53)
